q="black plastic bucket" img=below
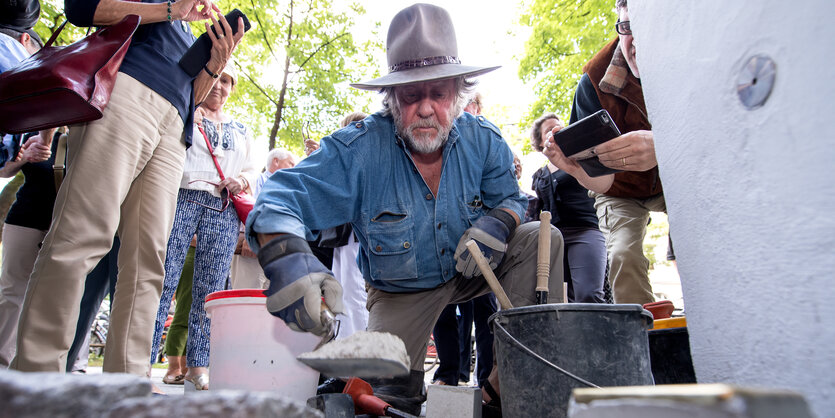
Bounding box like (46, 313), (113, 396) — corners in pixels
(491, 303), (654, 417)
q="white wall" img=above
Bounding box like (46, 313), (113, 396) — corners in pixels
(631, 1), (835, 416)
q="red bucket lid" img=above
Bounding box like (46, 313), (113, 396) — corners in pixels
(205, 289), (267, 303)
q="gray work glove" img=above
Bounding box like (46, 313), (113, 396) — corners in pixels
(259, 235), (343, 336)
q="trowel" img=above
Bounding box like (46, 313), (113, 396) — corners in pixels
(296, 304), (410, 378)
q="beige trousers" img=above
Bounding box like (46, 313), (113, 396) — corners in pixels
(11, 73), (185, 375)
(366, 221), (564, 371)
(229, 254), (268, 289)
(0, 224), (47, 366)
(592, 192), (667, 305)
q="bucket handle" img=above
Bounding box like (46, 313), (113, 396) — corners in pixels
(491, 317), (600, 389)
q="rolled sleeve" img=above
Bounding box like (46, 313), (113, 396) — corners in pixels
(245, 135), (361, 252)
(480, 131), (527, 222)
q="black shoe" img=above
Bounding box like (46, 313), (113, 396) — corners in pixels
(316, 377), (347, 395)
(368, 370), (426, 416)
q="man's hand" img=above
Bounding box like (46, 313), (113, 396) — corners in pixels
(594, 130), (657, 172)
(304, 138), (319, 156)
(454, 211), (514, 278)
(259, 235), (343, 336)
(19, 136), (51, 163)
(240, 238), (257, 258)
(542, 126), (585, 177)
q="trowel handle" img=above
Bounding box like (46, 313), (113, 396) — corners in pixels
(466, 240), (513, 310)
(536, 211), (552, 304)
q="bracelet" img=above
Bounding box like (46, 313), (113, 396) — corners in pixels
(166, 0), (173, 22)
(239, 176), (249, 190)
(203, 64), (219, 79)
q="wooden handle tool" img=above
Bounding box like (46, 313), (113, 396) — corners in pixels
(466, 240), (513, 310)
(536, 211), (552, 304)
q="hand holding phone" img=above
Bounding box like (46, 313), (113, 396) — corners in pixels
(179, 9), (251, 77)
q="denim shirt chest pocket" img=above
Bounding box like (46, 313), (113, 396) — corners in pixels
(459, 188), (485, 227)
(366, 211), (418, 281)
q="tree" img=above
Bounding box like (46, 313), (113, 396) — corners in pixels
(222, 0), (383, 152)
(36, 0), (91, 46)
(518, 0), (615, 125)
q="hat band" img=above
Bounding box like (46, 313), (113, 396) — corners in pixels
(389, 55), (461, 73)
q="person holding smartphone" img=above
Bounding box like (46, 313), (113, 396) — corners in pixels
(11, 0), (245, 382)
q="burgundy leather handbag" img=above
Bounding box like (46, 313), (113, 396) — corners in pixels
(196, 124), (256, 223)
(0, 15), (141, 134)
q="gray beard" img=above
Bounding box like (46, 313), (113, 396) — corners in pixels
(392, 108), (453, 154)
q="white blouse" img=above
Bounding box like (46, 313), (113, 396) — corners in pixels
(181, 115), (259, 197)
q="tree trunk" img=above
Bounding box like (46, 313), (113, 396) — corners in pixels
(268, 0), (295, 150)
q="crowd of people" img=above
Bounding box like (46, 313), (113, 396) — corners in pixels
(0, 0), (668, 414)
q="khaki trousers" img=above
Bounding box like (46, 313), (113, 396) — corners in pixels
(11, 73), (185, 375)
(366, 221), (564, 371)
(592, 192), (667, 305)
(229, 255), (268, 289)
(0, 224), (47, 366)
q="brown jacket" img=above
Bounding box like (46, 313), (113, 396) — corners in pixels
(584, 38), (662, 199)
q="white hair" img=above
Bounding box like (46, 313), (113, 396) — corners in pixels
(266, 148), (294, 167)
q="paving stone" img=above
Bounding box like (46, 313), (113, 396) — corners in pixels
(105, 390), (324, 418)
(426, 385), (481, 418)
(0, 368), (150, 418)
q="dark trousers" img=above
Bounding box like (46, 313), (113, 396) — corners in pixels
(432, 293), (497, 387)
(66, 238), (120, 372)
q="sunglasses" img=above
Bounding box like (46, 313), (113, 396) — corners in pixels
(187, 180), (230, 212)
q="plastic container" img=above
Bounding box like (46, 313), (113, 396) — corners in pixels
(204, 289), (321, 402)
(648, 325), (696, 385)
(492, 303), (654, 418)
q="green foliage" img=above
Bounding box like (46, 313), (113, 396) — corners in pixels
(644, 212), (672, 270)
(518, 0), (615, 125)
(35, 0), (382, 155)
(36, 0), (91, 45)
(217, 0), (383, 153)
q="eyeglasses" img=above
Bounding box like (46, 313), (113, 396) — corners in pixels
(187, 180), (230, 212)
(615, 20), (632, 36)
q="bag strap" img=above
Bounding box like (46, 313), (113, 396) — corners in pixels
(53, 133), (68, 192)
(196, 123), (226, 181)
(45, 21), (96, 49)
(44, 21), (68, 48)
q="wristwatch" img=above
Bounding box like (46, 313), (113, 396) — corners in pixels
(203, 64), (220, 79)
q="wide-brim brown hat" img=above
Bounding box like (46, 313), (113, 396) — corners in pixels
(351, 3), (499, 91)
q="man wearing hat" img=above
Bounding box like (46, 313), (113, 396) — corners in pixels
(0, 0), (43, 66)
(247, 3), (564, 413)
(0, 0), (47, 169)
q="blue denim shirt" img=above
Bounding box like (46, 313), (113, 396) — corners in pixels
(246, 111), (526, 293)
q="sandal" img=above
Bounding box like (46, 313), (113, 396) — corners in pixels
(482, 380), (502, 418)
(162, 374), (185, 385)
(185, 373), (210, 390)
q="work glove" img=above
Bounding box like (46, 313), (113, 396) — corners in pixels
(258, 234), (344, 336)
(454, 209), (516, 278)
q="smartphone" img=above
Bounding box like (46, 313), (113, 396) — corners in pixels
(553, 109), (623, 177)
(553, 109), (621, 160)
(178, 9), (252, 78)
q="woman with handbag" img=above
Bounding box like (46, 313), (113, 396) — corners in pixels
(149, 64), (258, 390)
(10, 0), (244, 379)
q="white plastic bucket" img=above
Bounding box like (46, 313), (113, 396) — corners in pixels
(205, 289), (320, 402)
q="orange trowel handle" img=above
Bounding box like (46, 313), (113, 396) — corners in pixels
(343, 377), (389, 416)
